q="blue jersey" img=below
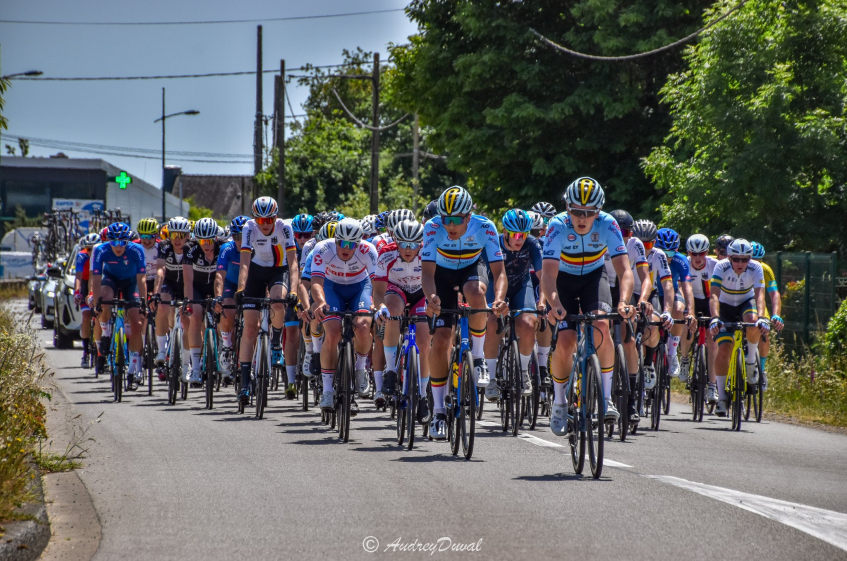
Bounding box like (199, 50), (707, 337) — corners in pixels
(542, 211), (627, 276)
(302, 250), (315, 282)
(91, 242), (146, 280)
(486, 234), (542, 287)
(216, 241), (241, 284)
(657, 251), (691, 299)
(421, 215), (503, 270)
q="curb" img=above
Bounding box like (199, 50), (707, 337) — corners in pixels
(0, 467), (51, 561)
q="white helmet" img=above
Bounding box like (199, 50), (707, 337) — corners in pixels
(194, 217), (218, 239)
(335, 217), (365, 243)
(387, 209), (415, 232)
(82, 233), (101, 247)
(168, 216), (191, 234)
(531, 201), (557, 218)
(437, 186), (473, 216)
(528, 210), (544, 231)
(686, 234), (710, 254)
(727, 238), (753, 257)
(393, 219), (424, 244)
(564, 177), (605, 208)
(360, 215), (378, 237)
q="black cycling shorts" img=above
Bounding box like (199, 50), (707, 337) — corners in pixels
(555, 266), (612, 332)
(243, 262), (289, 309)
(694, 297), (710, 319)
(160, 278), (185, 302)
(433, 260), (489, 329)
(145, 278), (155, 296)
(191, 282), (215, 301)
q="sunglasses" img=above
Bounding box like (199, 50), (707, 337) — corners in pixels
(294, 231), (313, 239)
(689, 251), (707, 257)
(337, 240), (358, 250)
(110, 240), (127, 247)
(643, 242), (655, 251)
(505, 229), (528, 240)
(543, 217), (551, 225)
(169, 232), (188, 240)
(569, 208), (599, 218)
(621, 229), (632, 238)
(663, 249), (676, 258)
(398, 241), (421, 250)
(731, 257), (751, 264)
(256, 216), (277, 226)
(198, 238), (215, 246)
(139, 234), (156, 240)
(441, 215), (465, 226)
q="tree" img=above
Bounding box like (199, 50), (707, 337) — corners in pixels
(391, 0), (716, 216)
(643, 0), (847, 254)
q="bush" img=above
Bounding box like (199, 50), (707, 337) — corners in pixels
(819, 298), (847, 357)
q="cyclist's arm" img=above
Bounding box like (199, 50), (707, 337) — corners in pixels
(540, 260), (562, 315)
(373, 280), (388, 310)
(754, 286), (767, 318)
(91, 274), (102, 307)
(297, 279), (311, 310)
(310, 276), (327, 317)
(636, 264), (652, 305)
(709, 283), (722, 318)
(214, 270), (225, 299)
(74, 271), (83, 294)
(154, 258), (165, 294)
(770, 289), (782, 318)
(612, 254), (634, 305)
(286, 247), (299, 296)
(421, 261), (438, 308)
(489, 260), (508, 303)
(137, 272), (148, 303)
(237, 251), (252, 292)
(182, 264), (195, 301)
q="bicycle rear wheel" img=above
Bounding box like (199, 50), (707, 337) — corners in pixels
(460, 349), (476, 459)
(509, 340), (521, 437)
(586, 354), (605, 479)
(205, 331), (215, 410)
(396, 351), (407, 445)
(613, 343), (627, 442)
(754, 352), (763, 422)
(662, 351), (671, 415)
(406, 350), (419, 451)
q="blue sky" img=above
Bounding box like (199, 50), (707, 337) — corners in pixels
(1, 0), (417, 187)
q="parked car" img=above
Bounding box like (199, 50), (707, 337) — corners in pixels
(28, 273), (47, 312)
(39, 260), (66, 329)
(53, 246), (83, 349)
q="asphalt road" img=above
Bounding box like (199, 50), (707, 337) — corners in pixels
(32, 310), (847, 560)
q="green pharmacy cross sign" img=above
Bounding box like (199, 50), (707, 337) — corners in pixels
(113, 171), (132, 189)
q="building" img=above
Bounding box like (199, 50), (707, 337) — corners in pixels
(163, 166), (253, 219)
(0, 156), (188, 225)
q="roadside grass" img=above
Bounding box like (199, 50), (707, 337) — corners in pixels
(0, 281), (29, 300)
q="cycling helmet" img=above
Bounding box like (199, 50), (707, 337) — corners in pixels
(335, 217), (364, 243)
(531, 201), (557, 218)
(751, 241), (765, 259)
(375, 211), (389, 230)
(686, 234), (710, 254)
(437, 186), (473, 216)
(219, 226), (229, 241)
(188, 220), (196, 232)
(422, 200), (438, 222)
(194, 217), (218, 239)
(502, 209), (532, 233)
(128, 230), (138, 241)
(393, 219), (424, 244)
(136, 217), (159, 236)
(715, 234), (734, 254)
(252, 196), (278, 218)
(632, 219), (657, 243)
(159, 225), (168, 239)
(107, 222), (132, 241)
(387, 209), (415, 232)
(317, 221), (337, 242)
(564, 177), (605, 208)
(100, 227), (110, 241)
(360, 215), (378, 237)
(727, 238), (754, 257)
(655, 228), (681, 251)
(528, 210), (544, 231)
(291, 213), (314, 233)
(168, 217), (191, 234)
(326, 210), (344, 223)
(609, 209), (633, 231)
(229, 215), (249, 235)
(82, 233), (101, 247)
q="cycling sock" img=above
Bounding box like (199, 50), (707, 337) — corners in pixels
(156, 335), (168, 353)
(470, 327), (486, 360)
(717, 375), (727, 401)
(271, 327), (283, 347)
(745, 341), (758, 365)
(240, 362), (251, 390)
(486, 358), (498, 380)
(668, 335), (680, 357)
(221, 331), (233, 347)
(305, 337), (314, 353)
(537, 346), (550, 368)
(628, 374), (638, 393)
(81, 337), (89, 351)
(645, 345), (656, 365)
(374, 370), (383, 392)
(286, 365), (296, 384)
(384, 345), (398, 371)
(431, 378), (447, 414)
(130, 352), (140, 373)
(322, 370), (334, 392)
(100, 322), (111, 338)
(312, 333), (323, 353)
(759, 356), (767, 375)
(191, 348), (202, 372)
(553, 381), (567, 406)
(355, 352), (368, 370)
(601, 365), (613, 400)
(419, 377), (429, 397)
(520, 353), (531, 373)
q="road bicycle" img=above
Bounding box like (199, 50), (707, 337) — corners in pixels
(686, 317), (712, 422)
(644, 317), (686, 431)
(239, 297), (288, 418)
(99, 299), (130, 403)
(721, 321), (762, 431)
(385, 311), (429, 450)
(187, 298), (222, 410)
(142, 296), (159, 396)
(327, 310), (374, 443)
(163, 300), (188, 405)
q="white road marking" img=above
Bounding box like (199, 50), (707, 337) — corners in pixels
(648, 476), (847, 552)
(604, 459), (634, 468)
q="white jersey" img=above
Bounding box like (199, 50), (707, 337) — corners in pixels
(375, 248), (422, 293)
(143, 242), (159, 280)
(241, 219), (296, 268)
(371, 232), (393, 252)
(689, 256), (718, 300)
(604, 237), (648, 291)
(646, 248), (672, 288)
(301, 237), (318, 260)
(310, 239), (377, 285)
(711, 258), (765, 306)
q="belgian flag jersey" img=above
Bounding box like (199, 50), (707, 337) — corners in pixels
(421, 214), (503, 270)
(542, 211), (627, 276)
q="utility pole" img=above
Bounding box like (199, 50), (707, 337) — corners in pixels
(369, 53), (380, 214)
(276, 59), (286, 215)
(253, 25), (263, 202)
(412, 113), (420, 214)
(161, 88), (166, 221)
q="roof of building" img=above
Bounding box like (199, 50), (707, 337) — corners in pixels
(178, 174), (253, 219)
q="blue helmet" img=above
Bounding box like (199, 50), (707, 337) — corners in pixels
(107, 222), (132, 241)
(229, 216), (249, 235)
(376, 211), (389, 230)
(655, 228), (681, 251)
(751, 241), (765, 259)
(502, 209), (532, 233)
(291, 213), (314, 233)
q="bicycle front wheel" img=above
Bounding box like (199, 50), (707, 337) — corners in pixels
(146, 322), (155, 396)
(205, 331), (216, 410)
(256, 335), (269, 419)
(613, 343), (628, 442)
(731, 347), (744, 431)
(340, 342), (353, 443)
(169, 338), (181, 405)
(586, 354), (605, 479)
(568, 357), (585, 474)
(509, 340), (522, 437)
(406, 350), (419, 451)
(460, 349), (476, 459)
(113, 331), (124, 403)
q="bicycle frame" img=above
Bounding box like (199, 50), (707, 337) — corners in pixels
(565, 320), (599, 433)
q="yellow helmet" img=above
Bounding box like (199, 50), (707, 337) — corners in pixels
(137, 217), (160, 235)
(159, 225), (169, 239)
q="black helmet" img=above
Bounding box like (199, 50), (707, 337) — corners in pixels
(609, 209), (633, 231)
(715, 234), (734, 254)
(422, 200), (438, 222)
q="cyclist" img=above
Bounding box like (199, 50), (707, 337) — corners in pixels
(540, 178), (635, 433)
(714, 234), (733, 261)
(373, 219), (431, 418)
(750, 241), (784, 390)
(684, 234), (719, 403)
(422, 201), (438, 223)
(281, 213), (315, 399)
(298, 220), (337, 381)
(235, 196), (299, 407)
(526, 210), (554, 389)
(654, 228), (696, 379)
(483, 209), (543, 401)
(136, 218), (160, 296)
(90, 222), (147, 387)
(709, 238), (769, 417)
(74, 233), (100, 368)
(530, 202), (557, 238)
(310, 218), (377, 413)
(422, 186), (508, 440)
(184, 218), (222, 387)
(153, 217), (192, 375)
(361, 215), (378, 245)
(215, 215), (249, 383)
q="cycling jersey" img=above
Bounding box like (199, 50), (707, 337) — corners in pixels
(759, 261), (778, 294)
(485, 234), (542, 288)
(711, 259), (765, 306)
(91, 242), (146, 280)
(647, 248), (673, 288)
(656, 251), (691, 301)
(216, 240), (241, 284)
(375, 248), (422, 293)
(604, 237), (648, 291)
(301, 250), (315, 282)
(371, 232), (393, 252)
(75, 248), (91, 282)
(421, 215), (502, 269)
(542, 212), (626, 275)
(689, 256), (718, 300)
(241, 219), (295, 267)
(157, 240), (190, 284)
(141, 242), (159, 280)
(301, 238), (318, 261)
(310, 239), (377, 285)
(185, 241), (221, 287)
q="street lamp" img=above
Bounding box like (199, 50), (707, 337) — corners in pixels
(1, 70), (44, 79)
(154, 87), (199, 221)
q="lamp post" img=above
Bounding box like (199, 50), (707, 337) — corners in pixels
(154, 87), (199, 221)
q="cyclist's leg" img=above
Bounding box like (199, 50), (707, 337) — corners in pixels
(714, 302), (741, 412)
(351, 279), (374, 397)
(742, 300), (760, 382)
(551, 273), (581, 405)
(381, 289), (407, 395)
(98, 279), (116, 356)
(462, 260), (490, 385)
(667, 292), (686, 377)
(482, 280), (501, 385)
(318, 279), (345, 399)
(187, 297), (205, 382)
(121, 278), (143, 377)
(155, 284), (173, 362)
(410, 294), (431, 398)
(513, 280), (538, 384)
(283, 303), (300, 388)
(268, 269), (288, 366)
(238, 309), (260, 392)
(584, 268), (615, 413)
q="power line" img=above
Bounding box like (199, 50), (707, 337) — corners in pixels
(530, 0), (750, 62)
(0, 8), (405, 26)
(5, 134), (251, 158)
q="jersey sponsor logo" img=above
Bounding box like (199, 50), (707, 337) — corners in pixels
(426, 230), (436, 236)
(616, 246), (626, 252)
(271, 236), (278, 245)
(313, 254), (322, 266)
(591, 232), (599, 242)
(486, 230), (496, 237)
(466, 236), (474, 242)
(567, 234), (576, 241)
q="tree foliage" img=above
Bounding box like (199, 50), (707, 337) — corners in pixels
(391, 0), (715, 215)
(644, 0), (847, 253)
